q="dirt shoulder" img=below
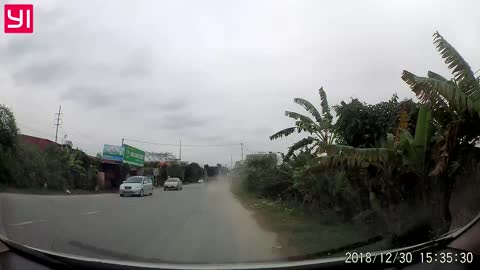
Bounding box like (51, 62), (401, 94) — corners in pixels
(231, 183), (388, 260)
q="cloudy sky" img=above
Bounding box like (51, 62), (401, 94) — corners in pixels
(1, 0), (479, 166)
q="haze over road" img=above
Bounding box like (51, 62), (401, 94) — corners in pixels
(0, 181), (282, 263)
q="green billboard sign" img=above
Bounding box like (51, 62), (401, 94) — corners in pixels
(123, 144), (145, 167)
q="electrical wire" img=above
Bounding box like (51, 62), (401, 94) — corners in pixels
(123, 138), (239, 147)
(17, 123), (54, 140)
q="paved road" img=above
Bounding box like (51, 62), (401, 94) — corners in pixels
(0, 182), (282, 263)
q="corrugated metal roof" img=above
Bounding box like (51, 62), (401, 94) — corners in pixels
(19, 134), (58, 150)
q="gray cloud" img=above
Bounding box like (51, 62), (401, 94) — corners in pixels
(153, 98), (190, 112)
(118, 49), (154, 78)
(159, 112), (207, 131)
(2, 0), (480, 165)
(61, 86), (136, 109)
(13, 61), (72, 85)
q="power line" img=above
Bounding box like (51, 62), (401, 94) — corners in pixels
(17, 123), (54, 140)
(243, 144), (258, 154)
(242, 144), (270, 155)
(18, 121), (100, 155)
(123, 138), (239, 147)
(62, 124), (97, 141)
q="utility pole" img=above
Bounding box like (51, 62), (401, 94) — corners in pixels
(122, 138), (124, 145)
(230, 154), (233, 169)
(54, 105), (62, 143)
(240, 142), (244, 161)
(179, 139), (182, 160)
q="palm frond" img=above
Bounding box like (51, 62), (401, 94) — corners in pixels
(284, 137), (315, 161)
(270, 127), (297, 140)
(319, 87), (333, 125)
(433, 32), (480, 101)
(401, 70), (479, 121)
(293, 98), (322, 124)
(402, 71), (450, 111)
(294, 121), (310, 133)
(285, 111), (316, 126)
(419, 77), (477, 116)
(427, 71), (449, 82)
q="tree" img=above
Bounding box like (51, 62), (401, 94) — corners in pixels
(270, 87), (335, 160)
(184, 162), (204, 182)
(0, 105), (19, 184)
(167, 161), (185, 180)
(65, 148), (99, 190)
(6, 142), (48, 188)
(0, 104), (18, 150)
(334, 95), (419, 147)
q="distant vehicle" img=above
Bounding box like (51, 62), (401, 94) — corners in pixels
(119, 176), (153, 197)
(164, 178), (183, 191)
(198, 179), (204, 183)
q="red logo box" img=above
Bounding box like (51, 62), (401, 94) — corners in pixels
(4, 4), (33, 33)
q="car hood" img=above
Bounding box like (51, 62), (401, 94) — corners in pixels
(1, 213), (479, 270)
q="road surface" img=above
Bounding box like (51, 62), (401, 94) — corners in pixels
(0, 181), (283, 263)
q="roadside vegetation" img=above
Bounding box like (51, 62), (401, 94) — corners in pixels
(0, 106), (100, 192)
(231, 180), (389, 258)
(0, 105), (206, 192)
(232, 32), (480, 255)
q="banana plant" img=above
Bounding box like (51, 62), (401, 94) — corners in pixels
(397, 105), (433, 177)
(62, 148), (87, 176)
(402, 32), (480, 176)
(270, 87), (336, 160)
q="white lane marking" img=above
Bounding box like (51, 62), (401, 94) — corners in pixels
(81, 211), (101, 215)
(8, 219), (47, 226)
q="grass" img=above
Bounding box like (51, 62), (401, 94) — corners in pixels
(231, 184), (387, 259)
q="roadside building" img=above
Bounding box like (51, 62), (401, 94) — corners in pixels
(19, 134), (58, 151)
(99, 159), (124, 190)
(99, 144), (146, 190)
